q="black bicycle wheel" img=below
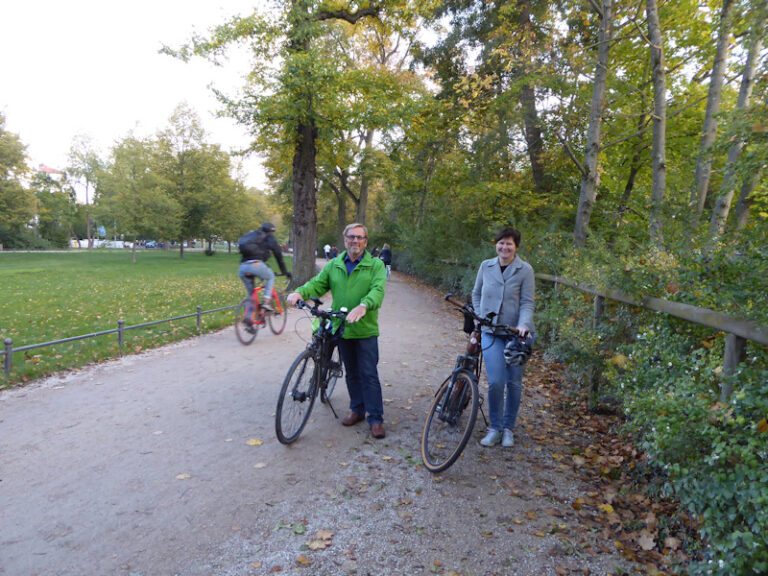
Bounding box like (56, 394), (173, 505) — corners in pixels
(421, 370), (479, 473)
(267, 291), (288, 335)
(234, 298), (258, 345)
(276, 350), (318, 444)
(320, 345), (343, 404)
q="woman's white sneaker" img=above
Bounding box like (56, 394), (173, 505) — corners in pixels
(502, 429), (515, 447)
(480, 429), (502, 447)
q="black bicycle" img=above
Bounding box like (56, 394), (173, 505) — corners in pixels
(421, 294), (521, 473)
(275, 298), (346, 444)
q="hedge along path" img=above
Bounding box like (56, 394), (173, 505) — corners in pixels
(0, 266), (664, 576)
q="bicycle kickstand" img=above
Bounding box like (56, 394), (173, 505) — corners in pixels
(326, 395), (339, 419)
(478, 395), (489, 427)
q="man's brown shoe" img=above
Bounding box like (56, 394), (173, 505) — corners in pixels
(342, 412), (365, 426)
(371, 423), (386, 439)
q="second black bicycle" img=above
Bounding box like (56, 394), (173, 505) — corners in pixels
(275, 298), (346, 445)
(421, 294), (522, 473)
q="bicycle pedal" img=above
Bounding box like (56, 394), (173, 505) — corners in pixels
(329, 362), (343, 377)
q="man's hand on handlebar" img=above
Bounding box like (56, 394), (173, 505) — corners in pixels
(286, 292), (302, 307)
(345, 304), (367, 324)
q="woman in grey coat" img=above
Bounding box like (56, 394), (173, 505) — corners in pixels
(471, 227), (535, 448)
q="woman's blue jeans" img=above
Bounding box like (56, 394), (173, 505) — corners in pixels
(482, 333), (528, 431)
(338, 336), (384, 425)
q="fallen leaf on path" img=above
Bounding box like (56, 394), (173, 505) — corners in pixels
(638, 531), (656, 551)
(175, 473), (191, 480)
(598, 503), (615, 514)
(246, 439), (263, 446)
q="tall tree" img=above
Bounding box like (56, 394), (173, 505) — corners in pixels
(420, 0), (552, 193)
(0, 112), (36, 248)
(67, 135), (103, 249)
(167, 1), (384, 285)
(155, 104), (238, 258)
(573, 0), (613, 247)
(646, 0), (667, 247)
(30, 170), (77, 248)
(691, 0), (735, 220)
(708, 2), (767, 238)
(96, 135), (182, 263)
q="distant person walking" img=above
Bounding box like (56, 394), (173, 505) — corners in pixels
(323, 243), (331, 260)
(378, 243), (392, 279)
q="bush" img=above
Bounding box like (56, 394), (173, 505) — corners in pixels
(617, 320), (768, 575)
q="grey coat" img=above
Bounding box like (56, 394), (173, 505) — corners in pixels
(471, 256), (535, 335)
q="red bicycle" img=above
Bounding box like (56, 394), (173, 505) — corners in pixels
(234, 274), (289, 345)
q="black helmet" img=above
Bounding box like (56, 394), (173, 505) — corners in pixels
(503, 334), (533, 366)
(260, 222), (276, 233)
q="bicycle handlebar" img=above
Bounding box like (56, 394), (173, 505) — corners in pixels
(444, 293), (519, 335)
(296, 298), (349, 321)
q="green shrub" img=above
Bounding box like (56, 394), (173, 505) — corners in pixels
(617, 320), (768, 575)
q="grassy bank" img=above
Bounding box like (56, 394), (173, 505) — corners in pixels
(0, 249), (289, 386)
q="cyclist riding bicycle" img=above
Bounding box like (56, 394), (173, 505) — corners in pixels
(238, 222), (290, 315)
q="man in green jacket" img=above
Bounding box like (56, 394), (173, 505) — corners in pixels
(286, 223), (388, 438)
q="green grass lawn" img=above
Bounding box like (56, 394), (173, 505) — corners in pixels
(0, 249), (291, 386)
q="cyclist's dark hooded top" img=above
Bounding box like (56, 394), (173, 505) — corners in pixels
(238, 223), (288, 275)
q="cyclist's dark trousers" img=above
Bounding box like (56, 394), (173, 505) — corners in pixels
(338, 336), (383, 426)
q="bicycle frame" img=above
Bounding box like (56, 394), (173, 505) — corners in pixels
(245, 277), (287, 323)
(428, 295), (520, 445)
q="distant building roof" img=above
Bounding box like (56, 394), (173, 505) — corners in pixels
(38, 163), (64, 175)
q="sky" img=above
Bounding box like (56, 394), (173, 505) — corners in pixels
(1, 0), (265, 198)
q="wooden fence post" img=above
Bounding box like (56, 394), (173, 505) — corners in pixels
(589, 295), (605, 411)
(720, 333), (746, 402)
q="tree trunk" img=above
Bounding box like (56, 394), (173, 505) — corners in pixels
(735, 169), (762, 229)
(709, 4), (766, 238)
(691, 0), (734, 219)
(356, 129), (375, 223)
(85, 182), (93, 250)
(334, 185), (347, 248)
(327, 179), (348, 249)
(647, 0), (667, 248)
(517, 0), (546, 192)
(291, 119), (319, 286)
(573, 0), (613, 248)
(607, 140), (645, 249)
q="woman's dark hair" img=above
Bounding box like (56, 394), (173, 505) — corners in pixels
(493, 227), (521, 247)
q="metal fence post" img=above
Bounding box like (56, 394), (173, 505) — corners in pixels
(4, 338), (12, 376)
(196, 306), (202, 329)
(118, 319), (124, 349)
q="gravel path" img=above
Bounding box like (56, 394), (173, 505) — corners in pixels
(0, 268), (643, 576)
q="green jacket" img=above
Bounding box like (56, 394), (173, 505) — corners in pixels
(297, 250), (386, 339)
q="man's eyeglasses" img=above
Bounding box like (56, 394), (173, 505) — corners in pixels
(345, 234), (367, 241)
